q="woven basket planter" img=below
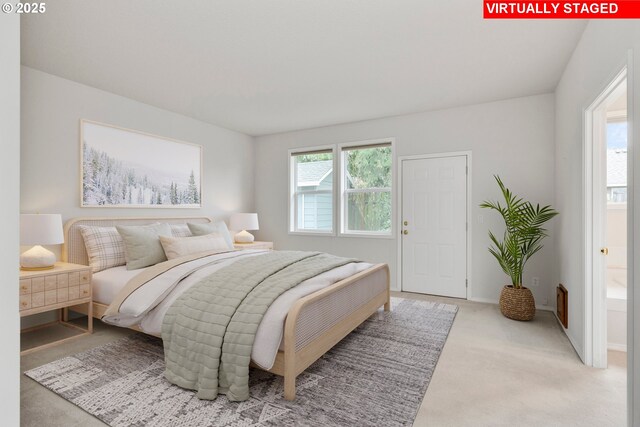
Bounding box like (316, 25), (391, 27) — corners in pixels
(499, 285), (536, 321)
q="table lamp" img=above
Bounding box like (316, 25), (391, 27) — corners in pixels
(230, 213), (259, 243)
(20, 214), (64, 270)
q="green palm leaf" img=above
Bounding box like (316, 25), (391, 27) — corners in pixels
(481, 175), (558, 288)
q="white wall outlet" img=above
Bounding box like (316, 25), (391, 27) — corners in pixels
(531, 277), (540, 287)
(477, 214), (484, 224)
(542, 298), (548, 306)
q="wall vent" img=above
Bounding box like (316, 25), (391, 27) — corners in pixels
(557, 284), (568, 328)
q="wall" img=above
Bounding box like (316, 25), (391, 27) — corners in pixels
(607, 206), (627, 295)
(20, 66), (255, 326)
(553, 21), (640, 424)
(0, 12), (21, 427)
(608, 207), (627, 352)
(21, 66), (255, 228)
(609, 298), (627, 352)
(608, 207), (628, 270)
(255, 94), (557, 305)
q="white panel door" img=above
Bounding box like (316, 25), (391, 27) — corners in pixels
(401, 156), (467, 298)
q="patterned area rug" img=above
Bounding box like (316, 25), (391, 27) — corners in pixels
(25, 298), (457, 427)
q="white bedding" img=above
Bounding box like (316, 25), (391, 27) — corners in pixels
(99, 249), (372, 370)
(92, 266), (142, 305)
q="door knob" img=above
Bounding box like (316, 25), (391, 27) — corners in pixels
(403, 230), (408, 235)
(601, 248), (609, 255)
(403, 221), (408, 226)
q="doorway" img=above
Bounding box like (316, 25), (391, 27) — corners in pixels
(399, 152), (470, 298)
(584, 68), (628, 368)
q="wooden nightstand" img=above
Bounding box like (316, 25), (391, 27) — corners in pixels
(20, 262), (93, 355)
(234, 241), (274, 250)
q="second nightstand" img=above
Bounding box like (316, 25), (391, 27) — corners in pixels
(234, 241), (274, 250)
(20, 262), (93, 355)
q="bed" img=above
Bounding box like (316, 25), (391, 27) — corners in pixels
(62, 216), (390, 400)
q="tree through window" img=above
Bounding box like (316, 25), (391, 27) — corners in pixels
(341, 143), (392, 234)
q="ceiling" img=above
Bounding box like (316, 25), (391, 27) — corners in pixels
(21, 1), (586, 136)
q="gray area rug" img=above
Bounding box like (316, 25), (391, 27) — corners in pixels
(25, 298), (457, 427)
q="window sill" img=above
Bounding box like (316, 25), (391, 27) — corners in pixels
(339, 232), (394, 239)
(288, 231), (336, 237)
(287, 230), (395, 239)
(607, 203), (627, 210)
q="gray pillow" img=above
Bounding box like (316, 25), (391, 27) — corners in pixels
(187, 221), (234, 249)
(116, 223), (172, 270)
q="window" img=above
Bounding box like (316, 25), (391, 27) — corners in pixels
(288, 140), (394, 237)
(289, 148), (334, 233)
(340, 142), (392, 235)
(607, 186), (627, 203)
(606, 118), (627, 205)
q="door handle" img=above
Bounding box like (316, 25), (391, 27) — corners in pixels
(601, 247), (609, 255)
(403, 230), (408, 235)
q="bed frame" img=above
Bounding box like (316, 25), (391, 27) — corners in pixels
(63, 216), (390, 400)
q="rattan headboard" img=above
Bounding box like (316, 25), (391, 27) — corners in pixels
(63, 216), (212, 266)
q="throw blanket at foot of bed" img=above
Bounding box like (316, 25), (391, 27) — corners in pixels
(161, 250), (356, 401)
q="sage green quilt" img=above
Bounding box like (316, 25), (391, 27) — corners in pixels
(161, 250), (355, 401)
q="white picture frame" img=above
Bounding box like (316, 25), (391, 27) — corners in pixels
(80, 120), (203, 208)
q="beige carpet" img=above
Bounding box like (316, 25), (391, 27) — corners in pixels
(20, 292), (626, 426)
(408, 292), (626, 427)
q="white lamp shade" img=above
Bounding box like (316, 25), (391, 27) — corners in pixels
(230, 213), (259, 231)
(20, 214), (64, 246)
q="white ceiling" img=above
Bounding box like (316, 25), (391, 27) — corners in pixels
(21, 1), (586, 136)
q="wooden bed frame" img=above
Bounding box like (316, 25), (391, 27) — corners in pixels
(63, 217), (391, 400)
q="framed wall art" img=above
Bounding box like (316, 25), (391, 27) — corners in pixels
(80, 120), (202, 208)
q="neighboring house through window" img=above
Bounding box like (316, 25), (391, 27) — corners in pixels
(290, 148), (334, 233)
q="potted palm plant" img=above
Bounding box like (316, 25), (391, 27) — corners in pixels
(480, 176), (558, 321)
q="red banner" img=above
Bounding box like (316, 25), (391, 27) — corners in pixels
(484, 1), (640, 18)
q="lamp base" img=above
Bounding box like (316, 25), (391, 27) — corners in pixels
(20, 245), (57, 270)
(234, 230), (255, 243)
(20, 266), (55, 271)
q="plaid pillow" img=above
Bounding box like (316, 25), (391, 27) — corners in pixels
(170, 224), (193, 238)
(78, 225), (127, 273)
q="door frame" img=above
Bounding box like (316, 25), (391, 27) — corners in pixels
(397, 151), (472, 298)
(583, 66), (628, 369)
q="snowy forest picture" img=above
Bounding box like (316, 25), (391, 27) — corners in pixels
(81, 120), (202, 208)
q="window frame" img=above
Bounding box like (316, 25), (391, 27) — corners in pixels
(288, 145), (337, 236)
(338, 138), (395, 239)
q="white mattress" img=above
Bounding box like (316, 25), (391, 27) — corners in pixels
(92, 266), (144, 305)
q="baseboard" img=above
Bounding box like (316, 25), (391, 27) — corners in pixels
(468, 297), (498, 305)
(553, 312), (586, 363)
(608, 343), (627, 352)
(565, 331), (586, 362)
(552, 315), (626, 359)
(468, 297), (554, 312)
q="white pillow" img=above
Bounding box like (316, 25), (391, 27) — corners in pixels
(187, 221), (234, 249)
(78, 225), (126, 273)
(159, 233), (231, 260)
